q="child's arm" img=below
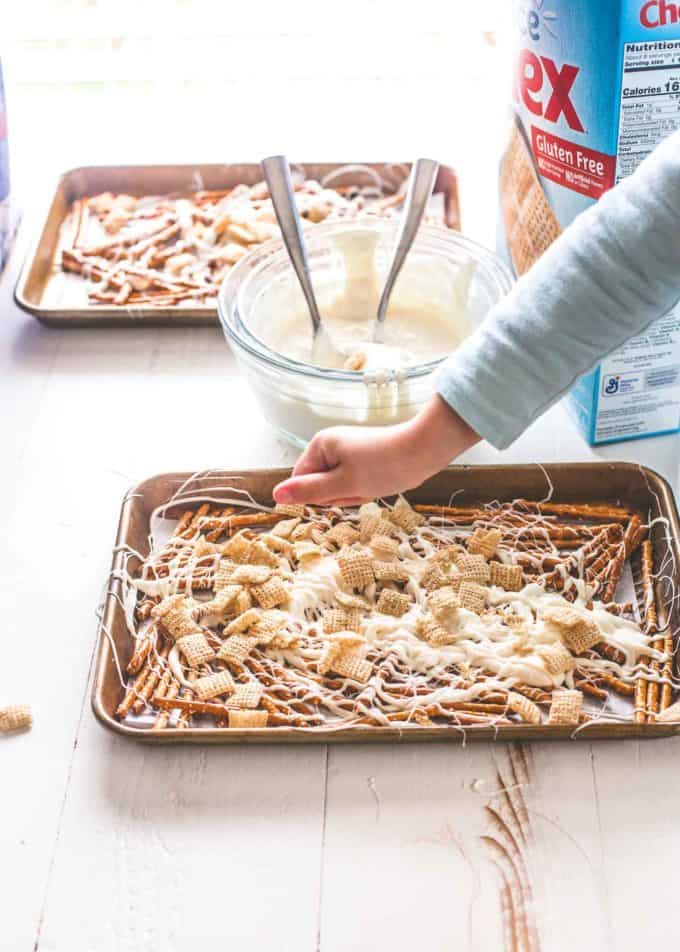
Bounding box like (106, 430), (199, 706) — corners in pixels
(274, 396), (479, 506)
(275, 131), (680, 505)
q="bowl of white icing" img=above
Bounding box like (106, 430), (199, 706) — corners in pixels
(218, 221), (512, 447)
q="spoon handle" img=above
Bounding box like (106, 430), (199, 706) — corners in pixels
(375, 158), (439, 334)
(261, 155), (322, 336)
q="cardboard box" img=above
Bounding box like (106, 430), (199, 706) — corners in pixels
(498, 0), (680, 444)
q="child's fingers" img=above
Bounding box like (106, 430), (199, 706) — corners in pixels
(273, 467), (350, 506)
(292, 434), (335, 478)
(292, 445), (326, 478)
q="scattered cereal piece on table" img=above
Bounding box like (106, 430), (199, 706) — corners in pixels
(0, 704), (32, 734)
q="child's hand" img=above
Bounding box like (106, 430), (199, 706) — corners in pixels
(273, 395), (479, 506)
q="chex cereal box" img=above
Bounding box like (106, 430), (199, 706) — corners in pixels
(499, 0), (680, 444)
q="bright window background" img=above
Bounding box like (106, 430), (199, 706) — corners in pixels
(3, 0), (510, 241)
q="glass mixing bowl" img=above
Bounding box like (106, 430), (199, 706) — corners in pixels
(218, 220), (513, 447)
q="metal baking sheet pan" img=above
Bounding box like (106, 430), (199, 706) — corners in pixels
(15, 162), (461, 328)
(92, 463), (680, 744)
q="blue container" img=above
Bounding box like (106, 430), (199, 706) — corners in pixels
(0, 61), (12, 273)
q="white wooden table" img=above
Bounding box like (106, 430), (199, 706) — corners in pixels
(4, 166), (680, 952)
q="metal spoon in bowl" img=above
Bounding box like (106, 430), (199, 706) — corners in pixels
(373, 158), (439, 343)
(261, 154), (345, 367)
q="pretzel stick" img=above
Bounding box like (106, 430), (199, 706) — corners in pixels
(593, 642), (626, 665)
(587, 524), (626, 556)
(123, 223), (181, 259)
(153, 680), (179, 730)
(660, 634), (674, 711)
(546, 526), (624, 594)
(509, 500), (632, 522)
(132, 643), (170, 715)
(126, 633), (152, 675)
(645, 531), (664, 721)
(648, 628), (674, 720)
(62, 250), (129, 291)
(634, 540), (658, 724)
(113, 282), (133, 306)
(225, 512), (280, 531)
(71, 199), (86, 248)
(640, 540), (658, 633)
(634, 664), (652, 725)
(602, 602), (634, 617)
(445, 702), (509, 715)
(260, 694), (306, 723)
(597, 672), (635, 697)
(154, 695), (228, 717)
(600, 515), (644, 603)
(624, 514), (646, 555)
(515, 553), (562, 572)
(414, 505), (488, 521)
(176, 670), (198, 729)
(116, 659), (152, 718)
(95, 287), (213, 305)
(194, 188), (234, 203)
(105, 260), (204, 292)
(509, 685), (552, 705)
(471, 692), (511, 705)
(195, 508), (238, 532)
(646, 654), (663, 722)
(513, 523), (620, 543)
(79, 218), (175, 257)
(259, 697), (322, 726)
(155, 694), (293, 723)
(356, 707), (512, 726)
(205, 528), (226, 543)
(179, 503), (211, 538)
(174, 509), (195, 536)
(602, 541), (627, 602)
(64, 248), (199, 295)
(146, 241), (190, 266)
(151, 668), (172, 707)
(151, 553), (218, 578)
(90, 288), (211, 306)
(574, 676), (608, 701)
(515, 538), (584, 552)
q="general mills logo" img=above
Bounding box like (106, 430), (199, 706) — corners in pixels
(604, 376), (621, 395)
(516, 0), (558, 41)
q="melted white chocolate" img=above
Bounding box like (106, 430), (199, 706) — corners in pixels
(281, 549), (654, 691)
(253, 228), (475, 371)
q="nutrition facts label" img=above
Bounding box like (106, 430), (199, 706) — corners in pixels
(615, 41), (680, 182)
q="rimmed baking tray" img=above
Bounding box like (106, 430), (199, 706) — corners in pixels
(15, 161), (461, 328)
(92, 463), (680, 744)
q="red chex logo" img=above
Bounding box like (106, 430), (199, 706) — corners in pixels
(516, 50), (585, 133)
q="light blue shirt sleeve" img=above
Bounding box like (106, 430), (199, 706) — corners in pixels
(436, 130), (680, 449)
